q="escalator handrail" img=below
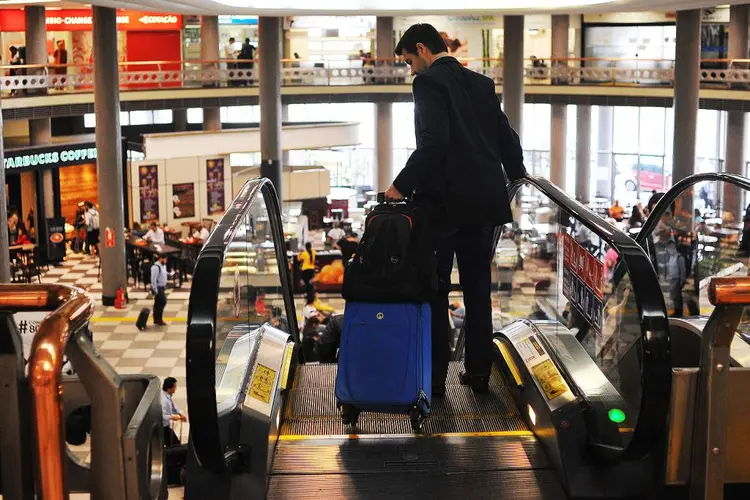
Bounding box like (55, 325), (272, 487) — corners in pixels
(186, 178), (298, 474)
(635, 172), (750, 247)
(510, 176), (672, 462)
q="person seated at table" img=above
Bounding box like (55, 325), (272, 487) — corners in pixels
(132, 222), (145, 237)
(144, 222), (165, 245)
(193, 224), (210, 241)
(14, 226), (31, 246)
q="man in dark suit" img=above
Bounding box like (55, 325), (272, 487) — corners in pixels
(384, 23), (526, 395)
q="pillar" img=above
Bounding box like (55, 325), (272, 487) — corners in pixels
(282, 104), (290, 169)
(259, 17), (283, 199)
(576, 105), (592, 203)
(672, 10), (701, 186)
(597, 106), (614, 200)
(201, 16), (221, 131)
(550, 15), (569, 188)
(376, 17), (394, 191)
(502, 16), (524, 134)
(173, 108), (187, 132)
(725, 5), (749, 219)
(0, 97), (10, 283)
(93, 7), (127, 308)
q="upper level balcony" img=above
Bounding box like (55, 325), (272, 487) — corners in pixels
(4, 56), (750, 117)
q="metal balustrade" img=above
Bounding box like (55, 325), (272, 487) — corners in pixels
(1, 57), (749, 96)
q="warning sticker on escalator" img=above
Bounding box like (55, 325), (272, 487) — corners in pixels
(531, 359), (569, 401)
(249, 363), (277, 404)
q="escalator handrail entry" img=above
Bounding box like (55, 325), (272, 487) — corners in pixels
(636, 172), (750, 248)
(509, 176), (672, 462)
(185, 178), (299, 474)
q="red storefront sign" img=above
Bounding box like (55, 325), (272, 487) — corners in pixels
(0, 9), (181, 32)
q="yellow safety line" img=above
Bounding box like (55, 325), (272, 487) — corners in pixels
(89, 316), (188, 323)
(277, 430), (534, 442)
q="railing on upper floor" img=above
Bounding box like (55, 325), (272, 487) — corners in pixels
(2, 57), (750, 96)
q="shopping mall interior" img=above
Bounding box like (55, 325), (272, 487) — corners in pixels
(3, 0), (750, 499)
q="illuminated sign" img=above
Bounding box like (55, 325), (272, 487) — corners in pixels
(0, 9), (181, 32)
(219, 15), (259, 25)
(561, 232), (605, 333)
(4, 143), (98, 171)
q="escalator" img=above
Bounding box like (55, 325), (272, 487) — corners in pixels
(635, 172), (750, 368)
(183, 176), (673, 499)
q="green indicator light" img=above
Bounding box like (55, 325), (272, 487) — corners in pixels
(608, 408), (626, 424)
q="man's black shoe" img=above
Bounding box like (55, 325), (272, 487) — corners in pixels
(459, 372), (490, 394)
(432, 384), (446, 398)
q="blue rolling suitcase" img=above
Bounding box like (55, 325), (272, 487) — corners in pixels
(335, 301), (431, 432)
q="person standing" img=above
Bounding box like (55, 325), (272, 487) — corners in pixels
(83, 201), (100, 256)
(298, 242), (316, 295)
(384, 24), (526, 395)
(151, 254), (169, 327)
(161, 377), (187, 446)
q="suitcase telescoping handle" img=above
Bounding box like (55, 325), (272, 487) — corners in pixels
(377, 192), (409, 204)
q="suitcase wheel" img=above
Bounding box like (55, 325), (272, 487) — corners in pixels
(409, 408), (425, 434)
(340, 404), (360, 428)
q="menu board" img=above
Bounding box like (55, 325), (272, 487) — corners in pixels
(561, 232), (605, 333)
(206, 158), (226, 215)
(172, 183), (195, 219)
(138, 164), (159, 222)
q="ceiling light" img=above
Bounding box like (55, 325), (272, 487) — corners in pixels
(0, 0), (61, 4)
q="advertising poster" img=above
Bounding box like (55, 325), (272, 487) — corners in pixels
(138, 164), (159, 222)
(46, 217), (66, 263)
(206, 158), (226, 215)
(172, 183), (196, 219)
(561, 233), (605, 333)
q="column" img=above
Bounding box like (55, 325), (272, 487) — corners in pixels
(201, 15), (221, 131)
(173, 108), (188, 132)
(282, 104), (290, 169)
(576, 105), (592, 203)
(375, 17), (394, 191)
(93, 7), (128, 308)
(259, 17), (283, 198)
(671, 10), (702, 186)
(597, 106), (614, 200)
(725, 5), (749, 219)
(550, 15), (569, 188)
(0, 98), (10, 283)
(502, 16), (524, 134)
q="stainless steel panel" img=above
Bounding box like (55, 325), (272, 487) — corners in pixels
(666, 367), (750, 485)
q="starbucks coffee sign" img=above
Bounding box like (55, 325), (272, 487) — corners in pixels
(4, 143), (98, 171)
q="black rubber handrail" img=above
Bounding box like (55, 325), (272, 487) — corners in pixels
(185, 178), (298, 473)
(511, 176), (672, 462)
(636, 172), (750, 248)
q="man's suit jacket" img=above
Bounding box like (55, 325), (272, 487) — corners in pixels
(393, 56), (527, 227)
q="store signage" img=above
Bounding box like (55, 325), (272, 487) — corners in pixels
(46, 218), (67, 263)
(561, 232), (605, 334)
(206, 159), (226, 215)
(4, 144), (97, 171)
(0, 9), (181, 32)
(138, 165), (160, 223)
(219, 15), (259, 25)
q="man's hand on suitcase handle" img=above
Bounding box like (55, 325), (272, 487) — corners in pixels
(384, 184), (404, 201)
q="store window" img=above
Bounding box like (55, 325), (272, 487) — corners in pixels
(187, 108), (203, 124)
(153, 109), (173, 125)
(129, 111), (154, 126)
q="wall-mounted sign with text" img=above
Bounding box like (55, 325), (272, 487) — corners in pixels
(0, 9), (181, 32)
(4, 143), (97, 171)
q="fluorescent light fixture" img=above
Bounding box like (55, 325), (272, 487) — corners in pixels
(213, 0), (612, 10)
(0, 0), (60, 4)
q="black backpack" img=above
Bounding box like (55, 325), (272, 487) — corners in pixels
(342, 199), (437, 303)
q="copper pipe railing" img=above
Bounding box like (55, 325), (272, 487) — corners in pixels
(708, 277), (750, 306)
(0, 284), (96, 500)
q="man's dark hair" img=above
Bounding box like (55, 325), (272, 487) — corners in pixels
(395, 24), (448, 56)
(163, 377), (177, 391)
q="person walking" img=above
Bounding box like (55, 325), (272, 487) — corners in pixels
(83, 201), (100, 256)
(161, 377), (186, 446)
(151, 253), (169, 327)
(298, 242), (317, 295)
(384, 23), (526, 395)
